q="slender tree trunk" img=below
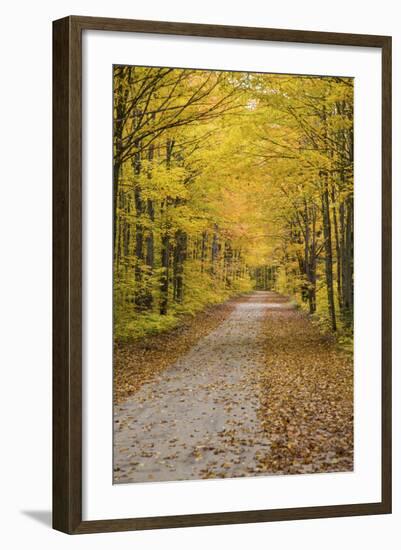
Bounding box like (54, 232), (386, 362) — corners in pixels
(321, 176), (337, 331)
(342, 196), (354, 328)
(123, 194), (131, 266)
(224, 241), (233, 287)
(160, 226), (170, 315)
(132, 135), (151, 311)
(113, 66), (131, 260)
(173, 230), (187, 302)
(145, 199), (154, 268)
(142, 144), (155, 310)
(320, 102), (337, 331)
(211, 224), (219, 276)
(159, 138), (175, 315)
(113, 161), (121, 260)
(134, 181), (145, 308)
(115, 187), (123, 272)
(303, 201), (315, 312)
(332, 196), (342, 314)
(200, 231), (208, 273)
(309, 206), (317, 314)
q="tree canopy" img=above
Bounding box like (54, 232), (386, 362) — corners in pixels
(113, 66), (353, 340)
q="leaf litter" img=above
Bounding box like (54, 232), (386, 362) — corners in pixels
(113, 292), (353, 482)
(255, 294), (353, 474)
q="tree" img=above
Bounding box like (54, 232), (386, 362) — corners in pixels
(113, 67), (354, 340)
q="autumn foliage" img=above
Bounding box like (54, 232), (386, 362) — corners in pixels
(113, 66), (353, 341)
(113, 66), (354, 481)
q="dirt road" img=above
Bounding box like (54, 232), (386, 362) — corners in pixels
(114, 291), (285, 483)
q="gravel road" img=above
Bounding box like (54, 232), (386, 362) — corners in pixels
(114, 291), (291, 483)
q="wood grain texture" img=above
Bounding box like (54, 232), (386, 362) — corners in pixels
(52, 15), (392, 534)
(75, 502), (388, 534)
(69, 15), (388, 47)
(381, 36), (392, 514)
(52, 16), (82, 534)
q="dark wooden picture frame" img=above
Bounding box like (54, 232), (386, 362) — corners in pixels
(53, 15), (392, 534)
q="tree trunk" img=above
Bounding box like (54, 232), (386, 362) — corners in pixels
(211, 224), (219, 276)
(200, 232), (208, 273)
(330, 180), (343, 317)
(123, 194), (131, 267)
(113, 161), (122, 261)
(160, 229), (170, 315)
(173, 230), (187, 302)
(113, 67), (131, 260)
(142, 144), (155, 310)
(321, 177), (337, 331)
(159, 138), (175, 315)
(309, 206), (317, 314)
(343, 196), (354, 328)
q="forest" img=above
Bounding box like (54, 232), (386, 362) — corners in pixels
(113, 65), (354, 341)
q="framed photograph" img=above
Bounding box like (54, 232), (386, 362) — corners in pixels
(53, 16), (392, 534)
